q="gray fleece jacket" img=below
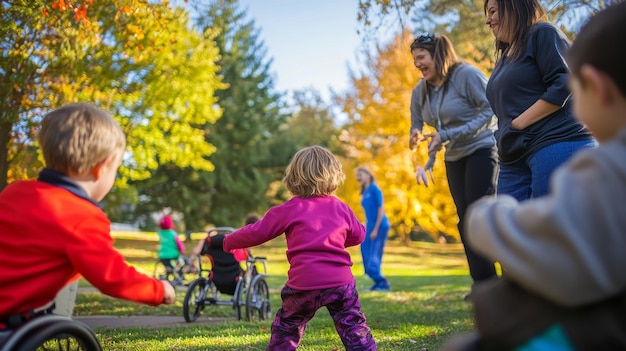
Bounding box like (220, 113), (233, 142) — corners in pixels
(410, 63), (496, 162)
(467, 128), (626, 307)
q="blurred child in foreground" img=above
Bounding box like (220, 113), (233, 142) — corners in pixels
(0, 103), (175, 331)
(441, 3), (626, 349)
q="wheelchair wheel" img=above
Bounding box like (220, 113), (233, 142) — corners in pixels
(183, 278), (210, 322)
(233, 287), (243, 320)
(153, 260), (175, 284)
(246, 275), (271, 322)
(15, 319), (102, 351)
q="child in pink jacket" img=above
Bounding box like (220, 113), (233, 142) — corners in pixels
(219, 146), (376, 351)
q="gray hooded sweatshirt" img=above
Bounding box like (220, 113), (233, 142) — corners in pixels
(410, 63), (496, 162)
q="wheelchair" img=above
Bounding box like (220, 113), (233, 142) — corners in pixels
(0, 314), (102, 351)
(183, 227), (272, 323)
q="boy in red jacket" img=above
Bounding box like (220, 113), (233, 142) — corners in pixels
(0, 103), (175, 330)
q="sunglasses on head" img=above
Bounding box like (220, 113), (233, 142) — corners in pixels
(411, 32), (435, 50)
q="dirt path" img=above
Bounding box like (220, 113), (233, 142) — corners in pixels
(74, 315), (232, 329)
(75, 287), (232, 329)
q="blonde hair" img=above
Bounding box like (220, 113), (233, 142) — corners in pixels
(356, 167), (375, 194)
(38, 103), (126, 176)
(283, 146), (345, 198)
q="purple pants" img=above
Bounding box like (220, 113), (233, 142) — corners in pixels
(266, 280), (377, 351)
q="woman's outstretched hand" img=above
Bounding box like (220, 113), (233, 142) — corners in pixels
(411, 131), (439, 187)
(416, 165), (434, 187)
(409, 129), (421, 150)
(422, 133), (443, 154)
(416, 150), (436, 187)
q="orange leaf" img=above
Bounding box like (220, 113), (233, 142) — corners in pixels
(74, 4), (87, 21)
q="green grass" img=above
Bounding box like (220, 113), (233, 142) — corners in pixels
(75, 232), (475, 350)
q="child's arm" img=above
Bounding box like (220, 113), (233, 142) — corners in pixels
(175, 235), (185, 255)
(67, 217), (173, 306)
(223, 207), (286, 252)
(232, 248), (249, 262)
(345, 209), (366, 248)
(466, 149), (626, 307)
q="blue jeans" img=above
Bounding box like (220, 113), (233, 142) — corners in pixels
(498, 140), (596, 201)
(360, 225), (388, 285)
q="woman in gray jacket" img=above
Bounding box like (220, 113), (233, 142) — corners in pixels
(409, 33), (498, 285)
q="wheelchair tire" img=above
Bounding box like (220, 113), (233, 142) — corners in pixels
(246, 275), (271, 322)
(183, 278), (209, 322)
(15, 319), (102, 351)
(233, 275), (249, 321)
(233, 288), (243, 321)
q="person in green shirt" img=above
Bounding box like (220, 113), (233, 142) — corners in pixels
(157, 215), (185, 274)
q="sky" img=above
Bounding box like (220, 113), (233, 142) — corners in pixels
(237, 0), (365, 101)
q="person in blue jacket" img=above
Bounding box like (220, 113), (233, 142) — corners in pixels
(356, 167), (391, 292)
(484, 0), (595, 201)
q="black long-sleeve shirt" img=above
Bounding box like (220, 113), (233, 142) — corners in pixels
(486, 22), (593, 164)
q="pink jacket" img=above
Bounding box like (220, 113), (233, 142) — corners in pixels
(224, 196), (365, 290)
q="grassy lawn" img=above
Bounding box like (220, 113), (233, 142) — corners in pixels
(75, 232), (475, 350)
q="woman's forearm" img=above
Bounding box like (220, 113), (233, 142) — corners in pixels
(512, 99), (561, 130)
(373, 206), (385, 231)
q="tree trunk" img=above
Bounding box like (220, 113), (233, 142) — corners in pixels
(0, 121), (13, 191)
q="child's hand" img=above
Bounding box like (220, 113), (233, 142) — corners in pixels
(160, 280), (176, 304)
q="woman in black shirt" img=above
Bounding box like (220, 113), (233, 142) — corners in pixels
(484, 0), (595, 201)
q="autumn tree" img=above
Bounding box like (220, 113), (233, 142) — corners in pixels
(131, 0), (289, 230)
(357, 0), (618, 40)
(193, 0), (289, 227)
(261, 88), (347, 207)
(1, 1), (225, 191)
(337, 29), (458, 241)
(284, 89), (346, 155)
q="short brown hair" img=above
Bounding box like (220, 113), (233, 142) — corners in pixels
(38, 103), (126, 176)
(283, 146), (345, 198)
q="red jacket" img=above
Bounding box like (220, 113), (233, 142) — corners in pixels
(0, 171), (164, 317)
